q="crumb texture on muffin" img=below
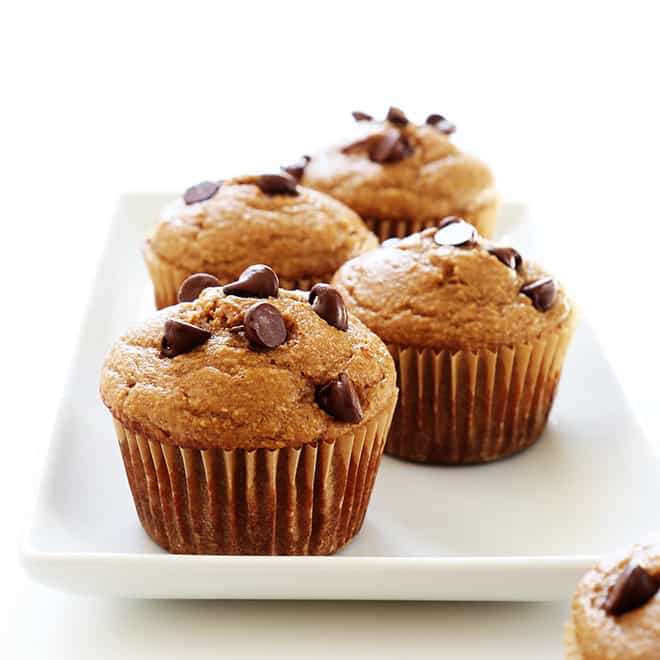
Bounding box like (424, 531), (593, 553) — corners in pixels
(332, 227), (573, 350)
(302, 123), (498, 224)
(100, 288), (396, 450)
(569, 545), (660, 659)
(148, 177), (378, 281)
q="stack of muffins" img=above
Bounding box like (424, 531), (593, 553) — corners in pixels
(100, 107), (578, 557)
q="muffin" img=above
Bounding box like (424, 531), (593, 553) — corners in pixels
(286, 106), (499, 242)
(565, 544), (660, 658)
(144, 174), (378, 309)
(332, 218), (576, 464)
(100, 267), (397, 555)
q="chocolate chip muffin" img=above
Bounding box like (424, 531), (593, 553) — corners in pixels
(565, 545), (660, 659)
(100, 266), (397, 555)
(286, 107), (499, 242)
(144, 175), (378, 309)
(332, 218), (576, 464)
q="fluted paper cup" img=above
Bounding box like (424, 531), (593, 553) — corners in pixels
(112, 396), (396, 555)
(385, 322), (575, 464)
(563, 624), (582, 659)
(363, 201), (499, 242)
(144, 242), (335, 309)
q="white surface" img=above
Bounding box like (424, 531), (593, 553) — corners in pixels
(3, 1), (660, 656)
(20, 196), (660, 601)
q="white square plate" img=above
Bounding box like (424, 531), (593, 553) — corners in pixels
(21, 195), (660, 600)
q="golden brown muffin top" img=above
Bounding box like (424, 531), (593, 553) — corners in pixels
(297, 108), (498, 222)
(332, 220), (573, 350)
(148, 176), (378, 282)
(100, 281), (396, 450)
(570, 544), (660, 659)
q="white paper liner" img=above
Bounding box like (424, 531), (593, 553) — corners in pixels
(144, 243), (335, 308)
(364, 202), (499, 242)
(563, 623), (584, 659)
(112, 398), (395, 554)
(385, 324), (574, 464)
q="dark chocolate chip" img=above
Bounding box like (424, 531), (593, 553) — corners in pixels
(386, 106), (409, 126)
(177, 273), (221, 303)
(488, 247), (523, 271)
(315, 373), (363, 423)
(437, 216), (461, 229)
(425, 114), (456, 134)
(183, 181), (220, 205)
(604, 563), (660, 616)
(521, 277), (557, 312)
(433, 217), (477, 247)
(426, 113), (445, 125)
(309, 284), (348, 331)
(369, 129), (412, 164)
(352, 111), (373, 122)
(223, 265), (279, 299)
(243, 302), (287, 350)
(281, 155), (310, 182)
(160, 319), (211, 358)
(255, 174), (298, 196)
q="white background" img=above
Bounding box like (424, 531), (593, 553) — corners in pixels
(2, 1), (659, 657)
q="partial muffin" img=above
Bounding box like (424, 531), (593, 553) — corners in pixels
(566, 544), (660, 659)
(332, 218), (576, 464)
(100, 266), (397, 555)
(287, 107), (499, 241)
(144, 174), (378, 308)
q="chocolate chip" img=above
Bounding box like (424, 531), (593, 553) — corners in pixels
(521, 277), (557, 312)
(281, 155), (310, 182)
(369, 129), (412, 164)
(177, 273), (221, 303)
(488, 247), (522, 271)
(243, 302), (287, 350)
(604, 563), (660, 616)
(352, 111), (373, 122)
(316, 373), (363, 423)
(223, 265), (279, 298)
(309, 284), (348, 331)
(254, 174), (298, 196)
(433, 217), (477, 247)
(183, 181), (220, 205)
(386, 106), (409, 126)
(160, 319), (211, 358)
(425, 114), (456, 134)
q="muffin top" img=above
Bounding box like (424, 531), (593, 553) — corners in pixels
(294, 107), (497, 223)
(100, 269), (396, 450)
(148, 175), (378, 282)
(332, 219), (573, 350)
(570, 544), (660, 659)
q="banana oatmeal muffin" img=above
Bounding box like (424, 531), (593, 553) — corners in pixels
(566, 544), (660, 659)
(332, 218), (576, 464)
(100, 266), (397, 554)
(285, 107), (499, 241)
(144, 174), (378, 308)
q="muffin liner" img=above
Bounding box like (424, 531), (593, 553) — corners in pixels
(111, 397), (396, 555)
(144, 243), (335, 309)
(563, 623), (582, 659)
(363, 202), (499, 242)
(385, 322), (575, 464)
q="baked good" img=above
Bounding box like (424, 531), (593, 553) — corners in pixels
(566, 544), (660, 658)
(288, 107), (499, 241)
(100, 267), (397, 554)
(144, 175), (378, 308)
(332, 218), (575, 464)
